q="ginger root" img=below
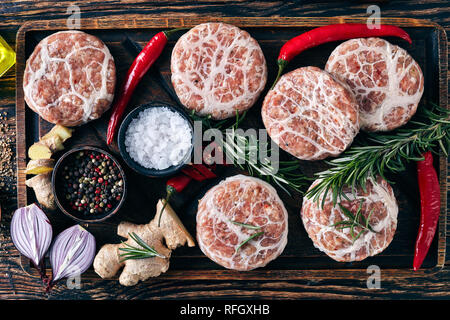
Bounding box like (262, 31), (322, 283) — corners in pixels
(28, 142), (53, 160)
(26, 125), (73, 208)
(28, 136), (63, 160)
(94, 199), (195, 286)
(25, 173), (56, 210)
(41, 125), (73, 143)
(28, 125), (73, 160)
(25, 159), (54, 175)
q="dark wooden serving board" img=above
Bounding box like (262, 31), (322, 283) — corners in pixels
(15, 16), (448, 281)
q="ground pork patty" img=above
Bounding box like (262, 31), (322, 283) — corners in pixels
(261, 66), (359, 161)
(301, 176), (398, 262)
(196, 175), (288, 271)
(23, 30), (116, 126)
(325, 37), (424, 132)
(171, 23), (267, 119)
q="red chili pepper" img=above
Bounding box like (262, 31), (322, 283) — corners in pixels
(192, 164), (217, 179)
(158, 173), (192, 226)
(181, 166), (207, 181)
(106, 28), (188, 145)
(182, 164), (217, 181)
(413, 151), (441, 271)
(272, 23), (412, 89)
(167, 174), (192, 197)
(158, 164), (216, 226)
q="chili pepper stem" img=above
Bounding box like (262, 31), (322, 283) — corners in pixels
(270, 59), (289, 90)
(163, 27), (190, 39)
(158, 187), (175, 227)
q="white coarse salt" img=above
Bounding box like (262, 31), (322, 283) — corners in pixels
(124, 107), (192, 170)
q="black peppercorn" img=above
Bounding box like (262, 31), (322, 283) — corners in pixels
(60, 150), (124, 217)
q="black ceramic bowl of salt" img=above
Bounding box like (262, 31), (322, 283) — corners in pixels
(117, 102), (194, 178)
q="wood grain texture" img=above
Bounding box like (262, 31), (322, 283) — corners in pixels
(0, 0), (449, 300)
(0, 1), (449, 28)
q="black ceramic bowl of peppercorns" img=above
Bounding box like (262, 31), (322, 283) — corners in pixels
(51, 146), (127, 223)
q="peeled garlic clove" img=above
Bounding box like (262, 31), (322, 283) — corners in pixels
(49, 225), (96, 282)
(10, 203), (53, 267)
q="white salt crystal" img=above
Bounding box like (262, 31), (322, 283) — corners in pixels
(124, 107), (193, 170)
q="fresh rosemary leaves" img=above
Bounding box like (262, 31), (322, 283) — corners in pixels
(229, 220), (263, 253)
(236, 232), (264, 253)
(191, 102), (448, 204)
(229, 220), (262, 230)
(306, 104), (449, 206)
(223, 127), (308, 194)
(191, 110), (309, 195)
(119, 232), (165, 262)
(331, 200), (377, 242)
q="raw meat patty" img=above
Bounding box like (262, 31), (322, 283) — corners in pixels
(301, 176), (398, 262)
(196, 175), (288, 271)
(262, 66), (359, 161)
(171, 23), (267, 119)
(23, 30), (116, 126)
(326, 37), (424, 131)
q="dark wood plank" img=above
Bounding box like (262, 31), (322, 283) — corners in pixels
(2, 256), (450, 299)
(0, 0), (449, 300)
(0, 1), (449, 29)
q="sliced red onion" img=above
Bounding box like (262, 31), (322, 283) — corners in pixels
(49, 225), (96, 282)
(10, 204), (53, 267)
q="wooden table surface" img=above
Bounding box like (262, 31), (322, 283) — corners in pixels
(0, 0), (449, 300)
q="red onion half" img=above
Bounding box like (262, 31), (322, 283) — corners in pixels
(49, 225), (96, 283)
(10, 204), (52, 267)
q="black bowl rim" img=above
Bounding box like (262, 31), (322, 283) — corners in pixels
(51, 145), (127, 223)
(117, 102), (194, 177)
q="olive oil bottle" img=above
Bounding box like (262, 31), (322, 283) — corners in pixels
(0, 35), (15, 78)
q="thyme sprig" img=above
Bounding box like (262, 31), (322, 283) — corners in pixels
(306, 104), (450, 207)
(331, 199), (377, 242)
(119, 232), (165, 262)
(191, 110), (309, 195)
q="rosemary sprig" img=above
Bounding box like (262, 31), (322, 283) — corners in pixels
(331, 199), (377, 242)
(191, 110), (309, 195)
(229, 220), (263, 253)
(223, 127), (309, 195)
(236, 231), (264, 253)
(189, 109), (247, 131)
(306, 104), (450, 206)
(119, 232), (165, 262)
(229, 220), (262, 230)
